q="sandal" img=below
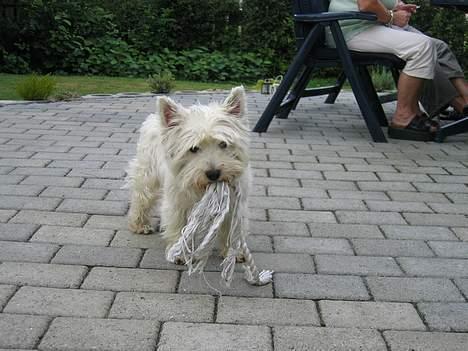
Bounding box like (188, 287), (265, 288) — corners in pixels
(388, 115), (439, 141)
(439, 105), (468, 121)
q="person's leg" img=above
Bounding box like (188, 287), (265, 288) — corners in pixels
(346, 25), (436, 126)
(450, 78), (468, 109)
(392, 72), (425, 127)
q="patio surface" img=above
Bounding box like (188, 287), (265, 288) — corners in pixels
(0, 91), (467, 350)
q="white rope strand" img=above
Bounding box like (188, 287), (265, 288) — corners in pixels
(166, 181), (273, 287)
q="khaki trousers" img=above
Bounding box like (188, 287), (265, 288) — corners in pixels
(347, 24), (465, 116)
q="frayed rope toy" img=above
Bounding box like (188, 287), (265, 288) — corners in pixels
(166, 182), (273, 287)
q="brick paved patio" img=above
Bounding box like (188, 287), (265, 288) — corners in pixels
(0, 91), (467, 350)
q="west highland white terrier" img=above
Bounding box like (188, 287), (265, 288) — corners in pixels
(126, 87), (250, 263)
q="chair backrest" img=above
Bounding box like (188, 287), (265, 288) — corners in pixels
(293, 0), (330, 49)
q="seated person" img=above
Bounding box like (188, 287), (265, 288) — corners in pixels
(327, 0), (468, 140)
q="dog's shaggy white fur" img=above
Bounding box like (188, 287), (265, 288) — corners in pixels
(126, 87), (250, 260)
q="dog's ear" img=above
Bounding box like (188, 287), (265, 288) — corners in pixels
(157, 96), (181, 128)
(223, 86), (246, 118)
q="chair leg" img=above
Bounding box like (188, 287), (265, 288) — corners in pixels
(324, 71), (346, 104)
(288, 66), (314, 112)
(253, 26), (322, 133)
(330, 22), (387, 142)
(358, 66), (388, 127)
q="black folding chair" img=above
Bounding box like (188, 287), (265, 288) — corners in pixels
(253, 0), (405, 142)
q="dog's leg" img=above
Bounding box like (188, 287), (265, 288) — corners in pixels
(127, 161), (160, 235)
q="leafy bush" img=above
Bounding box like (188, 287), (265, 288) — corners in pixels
(16, 74), (56, 100)
(148, 70), (175, 93)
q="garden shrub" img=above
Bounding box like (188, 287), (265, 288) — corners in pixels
(148, 70), (176, 93)
(16, 74), (56, 100)
(0, 0), (465, 80)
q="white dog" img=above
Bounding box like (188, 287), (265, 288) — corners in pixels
(126, 87), (250, 262)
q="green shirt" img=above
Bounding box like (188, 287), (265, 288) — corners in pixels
(326, 0), (397, 46)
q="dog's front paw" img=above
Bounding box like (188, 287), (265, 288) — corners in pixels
(129, 222), (154, 235)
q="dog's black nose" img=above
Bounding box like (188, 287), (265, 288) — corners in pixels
(205, 169), (221, 181)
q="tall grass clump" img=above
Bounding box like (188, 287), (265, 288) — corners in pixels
(148, 70), (175, 93)
(371, 67), (395, 92)
(16, 74), (56, 100)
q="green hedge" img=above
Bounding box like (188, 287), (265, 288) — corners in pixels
(0, 0), (466, 80)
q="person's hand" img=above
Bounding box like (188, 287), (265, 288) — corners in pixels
(395, 3), (418, 13)
(392, 9), (412, 27)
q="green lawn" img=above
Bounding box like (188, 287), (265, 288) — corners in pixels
(0, 73), (336, 100)
(0, 74), (254, 100)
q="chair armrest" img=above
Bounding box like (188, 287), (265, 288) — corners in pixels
(294, 11), (377, 23)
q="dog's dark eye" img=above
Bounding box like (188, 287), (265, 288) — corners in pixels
(189, 146), (200, 153)
(219, 141), (227, 149)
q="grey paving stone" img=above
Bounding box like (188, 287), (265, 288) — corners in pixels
(0, 285), (16, 310)
(418, 303), (468, 331)
(398, 257), (468, 278)
(267, 186), (328, 198)
(81, 267), (178, 293)
(0, 209), (17, 222)
(0, 175), (25, 184)
(268, 209), (336, 223)
(249, 220), (309, 237)
(10, 210), (87, 226)
(320, 300), (426, 330)
(453, 227), (468, 241)
(40, 186), (107, 200)
(56, 199), (128, 215)
(428, 241), (468, 258)
(413, 182), (468, 193)
(365, 200), (432, 213)
(0, 262), (87, 288)
(67, 168), (126, 179)
(383, 330), (468, 351)
(110, 230), (166, 249)
(301, 179), (358, 191)
(328, 189), (389, 201)
(0, 196), (61, 211)
(85, 214), (129, 230)
(0, 314), (49, 349)
(157, 322), (271, 351)
(47, 160), (104, 169)
(0, 241), (59, 263)
(275, 273), (369, 300)
(82, 178), (125, 190)
(316, 255), (404, 276)
(302, 198), (366, 211)
(104, 189), (128, 201)
(31, 226), (115, 246)
(139, 249), (184, 270)
(20, 175), (84, 187)
(308, 223), (384, 239)
(367, 277), (465, 302)
(274, 326), (387, 351)
(249, 196), (300, 209)
(336, 211), (406, 225)
(0, 184), (44, 196)
(455, 278), (468, 297)
(39, 317), (159, 351)
(4, 286), (113, 317)
(0, 158), (49, 167)
(178, 272), (273, 297)
(351, 239), (434, 257)
(387, 190), (449, 203)
(52, 245), (142, 267)
(217, 296), (319, 326)
(381, 225), (458, 241)
(274, 237), (353, 255)
(249, 252), (314, 273)
(358, 181), (415, 191)
(0, 223), (38, 241)
(10, 167), (69, 176)
(109, 292), (214, 322)
(269, 169), (323, 180)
